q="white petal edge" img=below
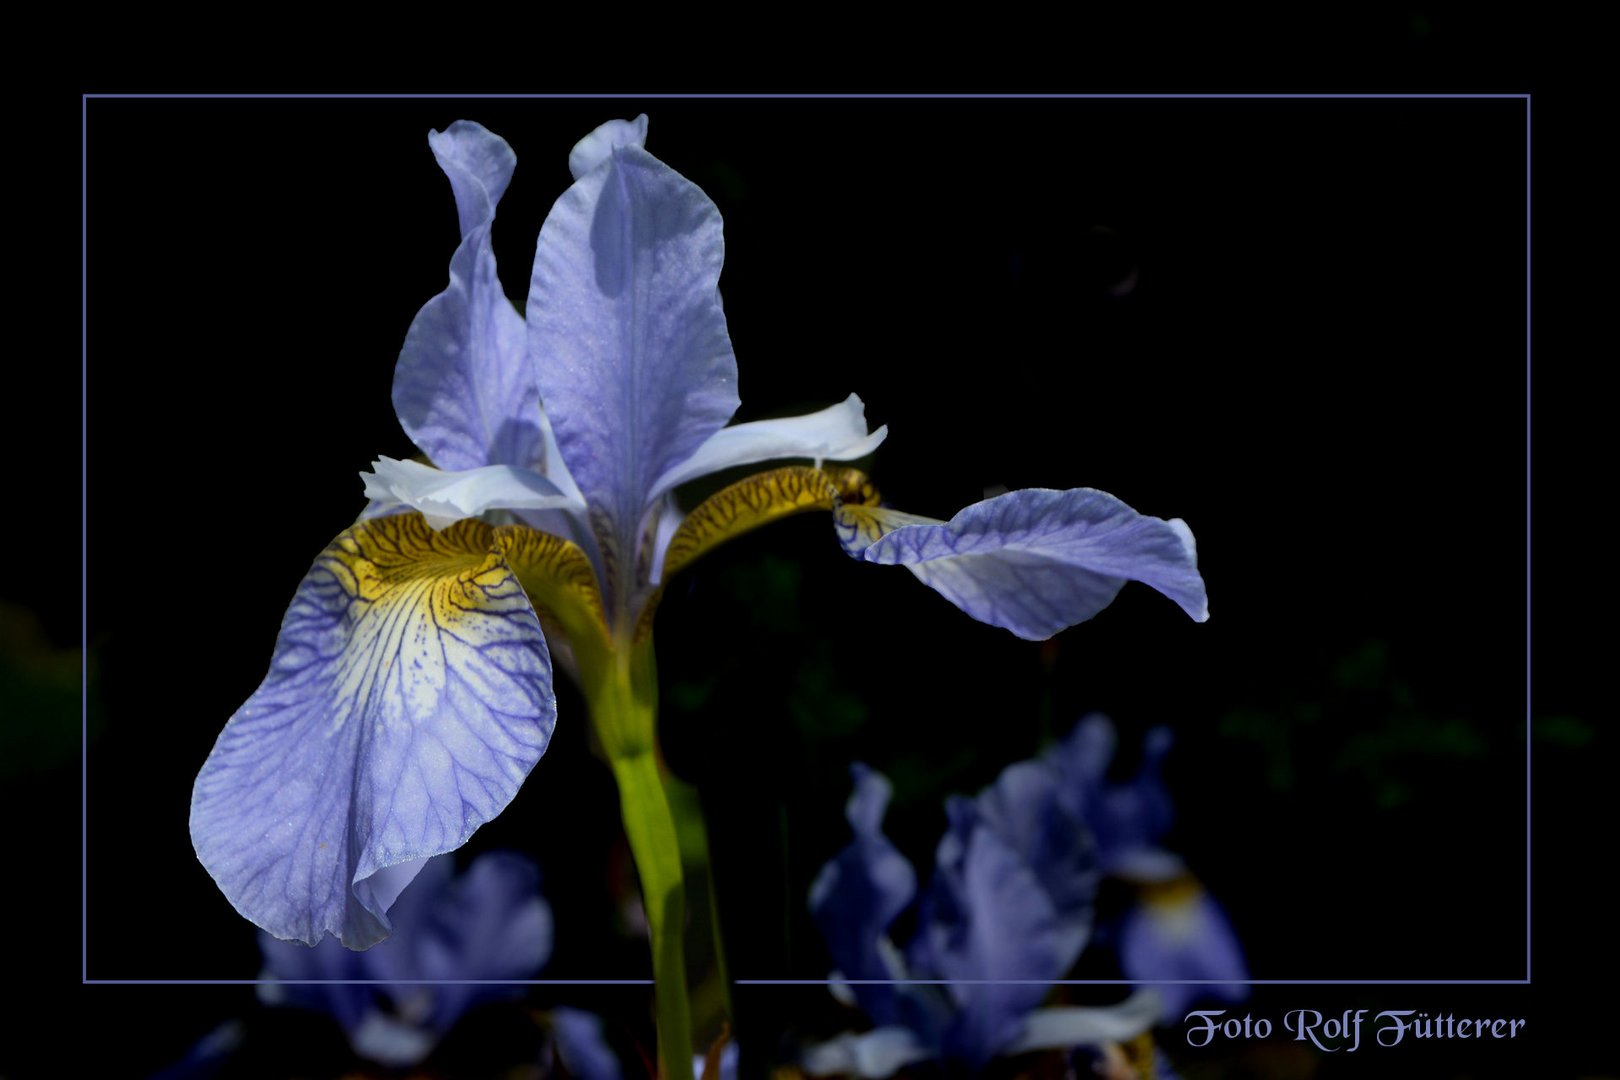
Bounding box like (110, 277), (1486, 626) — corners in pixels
(1004, 990), (1165, 1054)
(800, 1026), (932, 1078)
(650, 394), (889, 504)
(360, 457), (586, 531)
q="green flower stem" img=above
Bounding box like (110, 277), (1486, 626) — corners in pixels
(585, 636), (694, 1080)
(663, 769), (733, 1028)
(612, 750), (693, 1080)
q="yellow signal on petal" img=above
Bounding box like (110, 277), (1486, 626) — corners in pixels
(660, 465), (883, 582)
(330, 514), (508, 623)
(316, 514), (540, 732)
(497, 524), (613, 656)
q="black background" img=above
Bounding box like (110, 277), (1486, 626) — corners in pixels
(8, 50), (1604, 1076)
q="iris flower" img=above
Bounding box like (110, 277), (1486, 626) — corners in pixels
(189, 115), (1208, 1078)
(806, 765), (1159, 1076)
(258, 851), (553, 1067)
(806, 718), (1242, 1074)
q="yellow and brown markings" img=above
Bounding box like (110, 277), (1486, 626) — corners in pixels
(327, 515), (507, 623)
(497, 524), (612, 652)
(660, 466), (884, 582)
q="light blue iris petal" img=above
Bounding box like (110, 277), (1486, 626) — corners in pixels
(808, 764), (918, 1028)
(528, 122), (739, 584)
(1119, 887), (1248, 1020)
(568, 114), (649, 180)
(190, 533), (556, 949)
(973, 758), (1100, 928)
(430, 121), (517, 237)
(393, 121), (547, 475)
(551, 1007), (626, 1080)
(911, 797), (1088, 1067)
(258, 919), (375, 1032)
(259, 852), (551, 1065)
(860, 487), (1209, 640)
(412, 852), (553, 1031)
(649, 394), (889, 504)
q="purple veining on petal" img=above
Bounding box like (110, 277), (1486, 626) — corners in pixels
(191, 522), (556, 949)
(860, 487), (1209, 639)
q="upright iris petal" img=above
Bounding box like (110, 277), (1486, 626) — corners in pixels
(911, 797), (1089, 1067)
(808, 764), (918, 1029)
(393, 121), (542, 474)
(190, 516), (556, 948)
(527, 121), (737, 599)
(806, 764), (1161, 1077)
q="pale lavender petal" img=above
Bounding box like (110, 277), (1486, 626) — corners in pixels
(430, 121), (517, 239)
(860, 488), (1208, 640)
(1119, 886), (1248, 1020)
(551, 1008), (625, 1080)
(191, 519), (556, 949)
(650, 394), (889, 503)
(394, 122), (545, 474)
(360, 457), (582, 530)
(1047, 712), (1117, 793)
(912, 798), (1088, 1066)
(1046, 716), (1179, 874)
(528, 126), (738, 593)
(568, 114), (649, 180)
(413, 851), (553, 1030)
(973, 758), (1100, 925)
(258, 929), (371, 1031)
(1092, 726), (1176, 869)
(809, 764), (917, 1027)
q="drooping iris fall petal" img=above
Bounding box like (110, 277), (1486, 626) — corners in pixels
(840, 486), (1208, 640)
(191, 515), (556, 948)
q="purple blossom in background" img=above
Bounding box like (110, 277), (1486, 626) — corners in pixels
(806, 765), (1158, 1076)
(806, 717), (1245, 1075)
(189, 115), (1209, 953)
(1045, 716), (1248, 1019)
(258, 851), (552, 1067)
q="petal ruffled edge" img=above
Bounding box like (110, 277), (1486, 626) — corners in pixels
(648, 394), (888, 506)
(845, 487), (1208, 640)
(568, 114), (650, 180)
(361, 456), (585, 531)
